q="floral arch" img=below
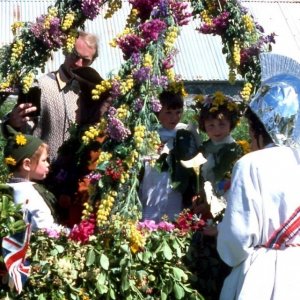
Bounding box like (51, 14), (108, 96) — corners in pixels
(0, 0), (275, 299)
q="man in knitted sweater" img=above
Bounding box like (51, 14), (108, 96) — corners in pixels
(3, 31), (99, 162)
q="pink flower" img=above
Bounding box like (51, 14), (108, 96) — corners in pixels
(138, 220), (158, 231)
(45, 228), (61, 238)
(69, 217), (96, 243)
(157, 221), (175, 232)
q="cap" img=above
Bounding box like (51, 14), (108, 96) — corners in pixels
(249, 53), (300, 147)
(4, 125), (44, 167)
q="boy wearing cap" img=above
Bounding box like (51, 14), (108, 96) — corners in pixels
(4, 126), (62, 232)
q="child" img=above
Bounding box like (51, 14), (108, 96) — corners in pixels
(195, 91), (245, 207)
(3, 125), (62, 232)
(187, 91), (246, 299)
(139, 90), (199, 222)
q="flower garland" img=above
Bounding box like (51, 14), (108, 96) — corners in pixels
(190, 0), (275, 100)
(0, 0), (275, 298)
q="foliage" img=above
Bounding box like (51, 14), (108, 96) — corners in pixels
(0, 184), (26, 239)
(2, 212), (205, 300)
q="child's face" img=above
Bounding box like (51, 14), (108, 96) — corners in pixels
(158, 106), (183, 130)
(204, 117), (231, 142)
(30, 148), (50, 181)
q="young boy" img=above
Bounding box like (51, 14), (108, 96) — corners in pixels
(139, 90), (199, 222)
(4, 125), (62, 231)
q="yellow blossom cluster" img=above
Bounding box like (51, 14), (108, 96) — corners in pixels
(92, 79), (112, 100)
(120, 171), (130, 184)
(200, 10), (213, 25)
(97, 151), (112, 165)
(116, 104), (129, 120)
(0, 74), (14, 92)
(147, 130), (161, 153)
(124, 150), (139, 169)
(96, 190), (117, 226)
(242, 15), (254, 33)
(165, 68), (175, 82)
(22, 72), (35, 93)
(11, 21), (24, 35)
(82, 201), (94, 220)
(104, 0), (122, 19)
(143, 53), (153, 68)
(61, 12), (75, 31)
(232, 39), (241, 66)
(63, 29), (78, 53)
(10, 39), (24, 63)
(128, 222), (146, 253)
(82, 126), (101, 145)
(133, 125), (146, 149)
(44, 7), (58, 29)
(164, 26), (179, 53)
(240, 82), (253, 101)
(120, 77), (134, 95)
(126, 8), (138, 26)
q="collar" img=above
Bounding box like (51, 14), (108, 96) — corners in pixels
(211, 135), (235, 145)
(56, 66), (72, 91)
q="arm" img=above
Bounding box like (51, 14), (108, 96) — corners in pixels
(217, 155), (262, 267)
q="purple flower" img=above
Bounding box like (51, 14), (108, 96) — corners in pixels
(30, 15), (65, 48)
(116, 34), (146, 60)
(133, 67), (151, 83)
(81, 0), (102, 20)
(129, 0), (161, 21)
(151, 75), (168, 88)
(107, 116), (131, 142)
(169, 1), (192, 26)
(134, 98), (144, 112)
(150, 97), (162, 112)
(140, 19), (167, 42)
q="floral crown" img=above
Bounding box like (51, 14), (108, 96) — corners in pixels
(193, 91), (240, 114)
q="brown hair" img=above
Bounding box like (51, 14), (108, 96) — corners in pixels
(199, 106), (239, 133)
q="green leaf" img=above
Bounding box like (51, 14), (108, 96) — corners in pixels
(121, 275), (129, 291)
(160, 291), (168, 300)
(97, 272), (106, 285)
(172, 267), (187, 281)
(55, 245), (64, 254)
(109, 286), (116, 299)
(173, 283), (185, 299)
(162, 241), (173, 260)
(100, 253), (109, 270)
(86, 248), (95, 266)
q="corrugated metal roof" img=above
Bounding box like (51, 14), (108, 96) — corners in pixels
(0, 0), (300, 81)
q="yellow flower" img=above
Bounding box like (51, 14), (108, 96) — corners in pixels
(15, 134), (27, 146)
(5, 156), (16, 166)
(237, 140), (251, 154)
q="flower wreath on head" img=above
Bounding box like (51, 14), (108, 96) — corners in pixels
(192, 90), (242, 131)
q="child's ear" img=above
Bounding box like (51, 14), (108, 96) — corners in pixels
(22, 158), (31, 172)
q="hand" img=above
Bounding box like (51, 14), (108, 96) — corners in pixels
(192, 194), (209, 215)
(8, 103), (37, 128)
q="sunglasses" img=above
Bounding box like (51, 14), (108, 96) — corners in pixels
(71, 48), (93, 65)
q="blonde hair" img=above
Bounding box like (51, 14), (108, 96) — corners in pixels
(78, 31), (99, 60)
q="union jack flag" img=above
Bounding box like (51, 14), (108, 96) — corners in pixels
(2, 223), (31, 294)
